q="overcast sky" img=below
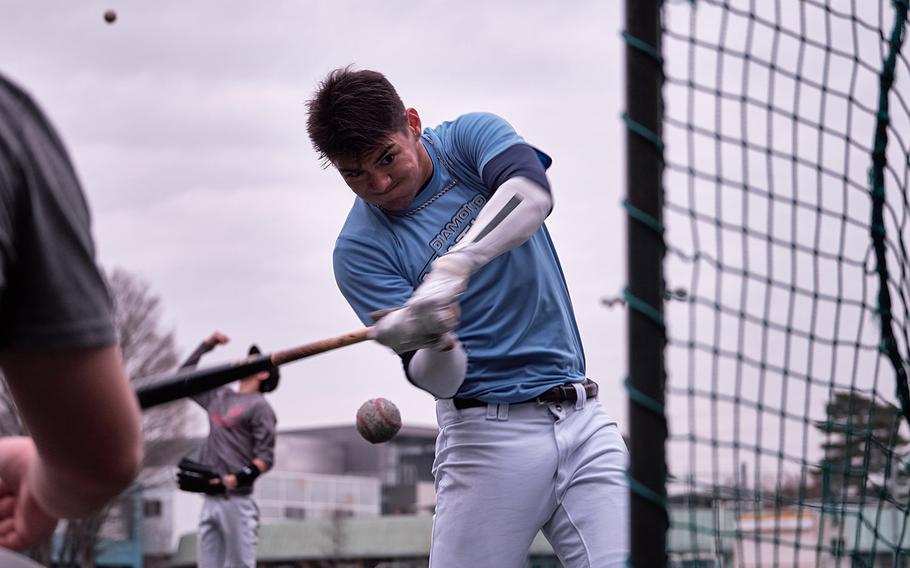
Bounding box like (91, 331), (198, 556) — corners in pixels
(0, 1), (627, 434)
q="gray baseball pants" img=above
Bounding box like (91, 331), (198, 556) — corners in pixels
(197, 494), (260, 568)
(430, 388), (629, 567)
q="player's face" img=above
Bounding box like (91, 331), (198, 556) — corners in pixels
(241, 370), (269, 384)
(335, 109), (433, 212)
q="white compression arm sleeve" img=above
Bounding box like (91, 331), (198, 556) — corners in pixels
(443, 175), (552, 273)
(403, 176), (551, 398)
(403, 174), (553, 323)
(407, 335), (468, 399)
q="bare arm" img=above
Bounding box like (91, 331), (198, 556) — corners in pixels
(0, 345), (142, 520)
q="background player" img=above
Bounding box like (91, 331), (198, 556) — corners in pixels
(179, 330), (278, 568)
(307, 67), (629, 567)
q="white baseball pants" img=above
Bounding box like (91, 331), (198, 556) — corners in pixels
(197, 494), (260, 568)
(430, 390), (629, 567)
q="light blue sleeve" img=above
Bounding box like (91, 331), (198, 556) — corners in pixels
(449, 112), (528, 176)
(333, 235), (414, 326)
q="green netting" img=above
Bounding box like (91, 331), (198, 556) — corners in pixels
(639, 0), (910, 565)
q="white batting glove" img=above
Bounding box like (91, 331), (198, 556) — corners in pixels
(408, 253), (473, 313)
(370, 305), (459, 354)
(370, 254), (471, 353)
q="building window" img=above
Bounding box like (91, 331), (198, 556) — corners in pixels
(143, 499), (162, 518)
(400, 464), (417, 484)
(284, 506), (306, 520)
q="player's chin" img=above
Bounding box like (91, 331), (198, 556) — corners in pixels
(378, 186), (417, 211)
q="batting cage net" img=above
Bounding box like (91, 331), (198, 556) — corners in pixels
(625, 1), (910, 566)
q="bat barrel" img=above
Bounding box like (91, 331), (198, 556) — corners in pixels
(136, 328), (373, 410)
(136, 355), (273, 409)
(271, 328), (372, 366)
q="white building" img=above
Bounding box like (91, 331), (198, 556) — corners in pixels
(139, 424), (438, 565)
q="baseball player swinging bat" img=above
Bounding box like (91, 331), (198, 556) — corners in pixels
(135, 327), (372, 409)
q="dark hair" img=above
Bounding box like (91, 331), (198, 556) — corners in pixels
(306, 66), (408, 166)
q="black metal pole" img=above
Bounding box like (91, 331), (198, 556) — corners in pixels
(625, 0), (667, 566)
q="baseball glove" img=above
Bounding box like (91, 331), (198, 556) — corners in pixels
(176, 458), (225, 495)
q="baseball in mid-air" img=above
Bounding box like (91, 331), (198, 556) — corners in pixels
(355, 398), (402, 444)
(103, 9), (117, 24)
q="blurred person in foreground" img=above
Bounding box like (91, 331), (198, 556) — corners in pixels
(0, 72), (143, 550)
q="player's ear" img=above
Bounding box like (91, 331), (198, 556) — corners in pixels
(406, 108), (422, 138)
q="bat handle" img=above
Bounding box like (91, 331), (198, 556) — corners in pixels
(271, 327), (373, 366)
(136, 355), (274, 409)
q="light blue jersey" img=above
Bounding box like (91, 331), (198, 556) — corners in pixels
(333, 112), (585, 403)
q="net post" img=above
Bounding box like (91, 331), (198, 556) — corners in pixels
(625, 0), (668, 566)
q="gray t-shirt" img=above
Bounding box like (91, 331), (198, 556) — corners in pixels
(0, 73), (114, 349)
(182, 343), (277, 496)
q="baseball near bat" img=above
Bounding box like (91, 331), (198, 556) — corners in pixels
(135, 327), (372, 409)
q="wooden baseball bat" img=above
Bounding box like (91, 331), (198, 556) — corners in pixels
(135, 327), (372, 409)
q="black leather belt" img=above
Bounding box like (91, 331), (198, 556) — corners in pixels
(453, 379), (598, 410)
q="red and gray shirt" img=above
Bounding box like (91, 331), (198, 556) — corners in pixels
(181, 343), (277, 496)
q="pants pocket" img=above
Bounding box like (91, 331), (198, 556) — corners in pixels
(431, 426), (449, 492)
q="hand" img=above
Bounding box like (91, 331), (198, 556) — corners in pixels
(204, 331), (230, 348)
(210, 474), (238, 491)
(408, 254), (471, 316)
(371, 304), (459, 353)
(0, 438), (58, 550)
(369, 255), (469, 353)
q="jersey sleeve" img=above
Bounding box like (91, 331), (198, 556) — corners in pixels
(448, 112), (553, 182)
(480, 144), (551, 194)
(0, 80), (115, 350)
(180, 342), (213, 370)
(333, 235), (415, 326)
(250, 401), (277, 469)
(180, 342), (219, 409)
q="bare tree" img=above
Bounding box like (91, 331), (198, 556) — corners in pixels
(812, 390), (910, 501)
(109, 267), (187, 467)
(0, 267), (186, 567)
